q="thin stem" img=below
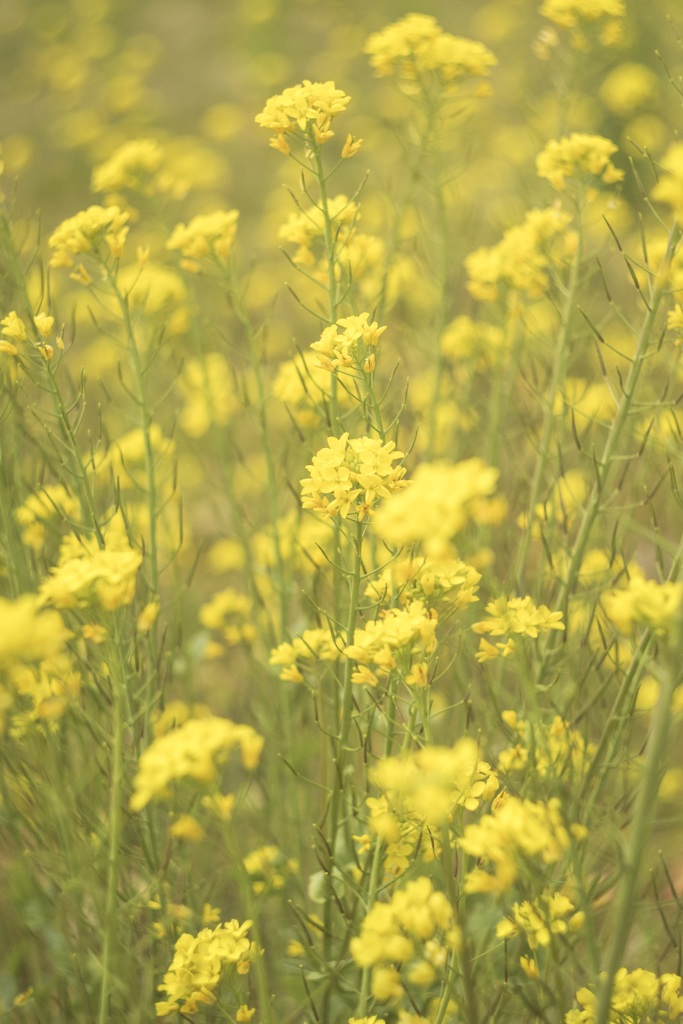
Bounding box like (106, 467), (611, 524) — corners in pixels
(97, 615), (127, 1024)
(593, 619), (683, 1024)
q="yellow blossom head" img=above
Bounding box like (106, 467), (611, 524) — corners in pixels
(255, 80), (351, 150)
(536, 134), (623, 192)
(301, 433), (407, 521)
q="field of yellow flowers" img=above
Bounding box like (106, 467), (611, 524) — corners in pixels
(2, 1), (683, 1022)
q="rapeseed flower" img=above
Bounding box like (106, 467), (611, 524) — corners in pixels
(48, 204), (129, 268)
(465, 206), (574, 302)
(129, 714), (264, 811)
(301, 433), (406, 521)
(311, 313), (386, 371)
(372, 459), (498, 556)
(0, 596), (70, 675)
(601, 572), (683, 637)
(365, 14), (496, 89)
(497, 892), (583, 948)
(39, 511), (142, 612)
(565, 968), (683, 1023)
(370, 738), (498, 828)
(255, 80), (350, 151)
(459, 796), (579, 893)
(155, 919), (252, 1015)
(536, 134), (623, 191)
(167, 209), (239, 271)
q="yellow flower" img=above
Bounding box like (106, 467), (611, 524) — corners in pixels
(130, 715), (264, 811)
(566, 968), (683, 1023)
(540, 0), (625, 30)
(601, 572), (683, 637)
(301, 433), (407, 520)
(48, 205), (129, 268)
(599, 63), (660, 118)
(167, 209), (239, 269)
(459, 797), (577, 893)
(311, 313), (387, 371)
(91, 138), (165, 194)
(169, 815), (206, 842)
(1, 311), (27, 343)
(465, 206), (574, 301)
(372, 459), (498, 556)
(155, 920), (252, 1016)
(365, 14), (496, 88)
(536, 134), (623, 191)
(39, 510), (142, 611)
(0, 595), (70, 674)
(255, 80), (350, 149)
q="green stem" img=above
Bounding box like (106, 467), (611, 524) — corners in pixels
(593, 621), (683, 1024)
(97, 617), (127, 1024)
(323, 518), (363, 971)
(515, 200), (585, 589)
(105, 267), (159, 597)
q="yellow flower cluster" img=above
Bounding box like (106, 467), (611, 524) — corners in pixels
(599, 63), (660, 118)
(601, 572), (683, 637)
(370, 738), (498, 831)
(472, 596), (565, 662)
(1, 310), (57, 359)
(9, 652), (80, 733)
(459, 796), (581, 893)
(0, 596), (70, 676)
(198, 588), (256, 652)
(565, 968), (683, 1024)
(311, 313), (386, 372)
(496, 891), (584, 949)
(301, 433), (407, 521)
(15, 485), (78, 550)
(372, 459), (499, 557)
(39, 512), (142, 612)
(349, 876), (460, 1003)
(465, 206), (574, 302)
(155, 919), (252, 1016)
(48, 204), (129, 268)
(167, 209), (239, 271)
(536, 134), (623, 192)
(651, 143), (683, 224)
(255, 80), (350, 152)
(498, 712), (595, 779)
(365, 14), (497, 89)
(129, 714), (264, 811)
(365, 557), (481, 611)
(269, 627), (340, 683)
(344, 600), (437, 688)
(540, 0), (625, 30)
(458, 794), (581, 892)
(92, 138), (170, 196)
